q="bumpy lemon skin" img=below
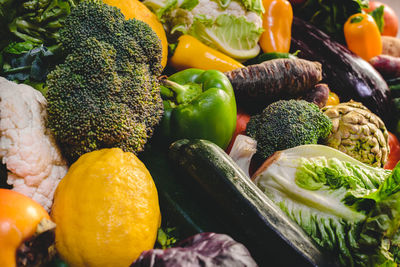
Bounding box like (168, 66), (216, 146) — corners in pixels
(51, 148), (161, 267)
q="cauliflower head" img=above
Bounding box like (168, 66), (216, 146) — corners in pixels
(0, 77), (67, 211)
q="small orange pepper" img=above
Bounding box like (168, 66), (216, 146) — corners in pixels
(169, 35), (244, 72)
(325, 90), (340, 106)
(259, 0), (293, 53)
(344, 13), (382, 61)
(0, 189), (50, 267)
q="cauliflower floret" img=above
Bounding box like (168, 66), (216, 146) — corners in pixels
(0, 77), (68, 211)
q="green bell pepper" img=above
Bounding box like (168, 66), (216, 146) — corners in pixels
(159, 68), (236, 149)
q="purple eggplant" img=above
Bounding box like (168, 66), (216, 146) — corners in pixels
(290, 17), (396, 130)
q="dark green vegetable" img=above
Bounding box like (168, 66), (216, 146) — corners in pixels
(243, 51), (298, 65)
(246, 99), (332, 161)
(140, 143), (233, 242)
(159, 68), (236, 149)
(387, 77), (400, 98)
(168, 139), (338, 266)
(0, 42), (57, 95)
(2, 0), (79, 46)
(293, 0), (368, 42)
(46, 0), (164, 164)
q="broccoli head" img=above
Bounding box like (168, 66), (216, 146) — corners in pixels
(46, 0), (164, 164)
(246, 99), (332, 161)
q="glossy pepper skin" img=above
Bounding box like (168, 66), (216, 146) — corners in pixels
(160, 69), (237, 149)
(169, 35), (244, 72)
(344, 13), (382, 61)
(259, 0), (293, 53)
(0, 189), (50, 267)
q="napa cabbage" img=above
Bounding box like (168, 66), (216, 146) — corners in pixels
(254, 144), (400, 266)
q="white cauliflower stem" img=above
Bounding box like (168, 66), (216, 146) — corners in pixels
(0, 77), (68, 211)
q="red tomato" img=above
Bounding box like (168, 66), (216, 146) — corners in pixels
(384, 132), (400, 170)
(364, 1), (399, 37)
(225, 108), (251, 154)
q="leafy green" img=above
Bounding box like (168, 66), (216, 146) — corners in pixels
(156, 228), (178, 249)
(1, 0), (78, 48)
(188, 14), (263, 60)
(294, 0), (369, 42)
(254, 144), (400, 266)
(0, 42), (56, 95)
(369, 5), (385, 34)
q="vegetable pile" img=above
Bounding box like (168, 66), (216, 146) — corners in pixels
(2, 0), (400, 266)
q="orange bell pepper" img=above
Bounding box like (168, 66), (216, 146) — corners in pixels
(169, 35), (244, 72)
(259, 0), (293, 53)
(0, 189), (50, 267)
(344, 13), (382, 61)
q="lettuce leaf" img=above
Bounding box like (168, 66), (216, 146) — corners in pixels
(254, 145), (400, 266)
(188, 14), (262, 60)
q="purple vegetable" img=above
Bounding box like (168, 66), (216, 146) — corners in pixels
(369, 55), (400, 79)
(131, 232), (258, 267)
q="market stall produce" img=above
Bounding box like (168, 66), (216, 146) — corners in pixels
(2, 0), (400, 266)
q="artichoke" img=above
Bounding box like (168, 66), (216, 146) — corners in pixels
(322, 101), (389, 167)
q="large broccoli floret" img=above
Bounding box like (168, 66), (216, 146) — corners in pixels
(46, 0), (164, 164)
(246, 99), (332, 161)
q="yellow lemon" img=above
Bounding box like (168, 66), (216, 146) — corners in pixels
(51, 148), (161, 267)
(104, 0), (168, 68)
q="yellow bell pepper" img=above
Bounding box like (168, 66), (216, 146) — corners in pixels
(259, 0), (293, 53)
(169, 35), (244, 72)
(344, 13), (382, 61)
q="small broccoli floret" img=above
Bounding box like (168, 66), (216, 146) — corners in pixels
(46, 0), (164, 164)
(246, 99), (332, 161)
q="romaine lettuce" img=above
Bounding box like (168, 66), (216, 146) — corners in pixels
(254, 144), (400, 266)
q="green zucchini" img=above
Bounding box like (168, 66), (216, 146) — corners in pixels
(139, 142), (238, 242)
(168, 139), (338, 267)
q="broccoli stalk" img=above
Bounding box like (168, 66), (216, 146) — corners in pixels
(246, 99), (332, 161)
(46, 0), (164, 164)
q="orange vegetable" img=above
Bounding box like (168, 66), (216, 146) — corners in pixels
(169, 35), (244, 72)
(344, 13), (382, 61)
(0, 189), (50, 267)
(259, 0), (293, 53)
(326, 90), (340, 106)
